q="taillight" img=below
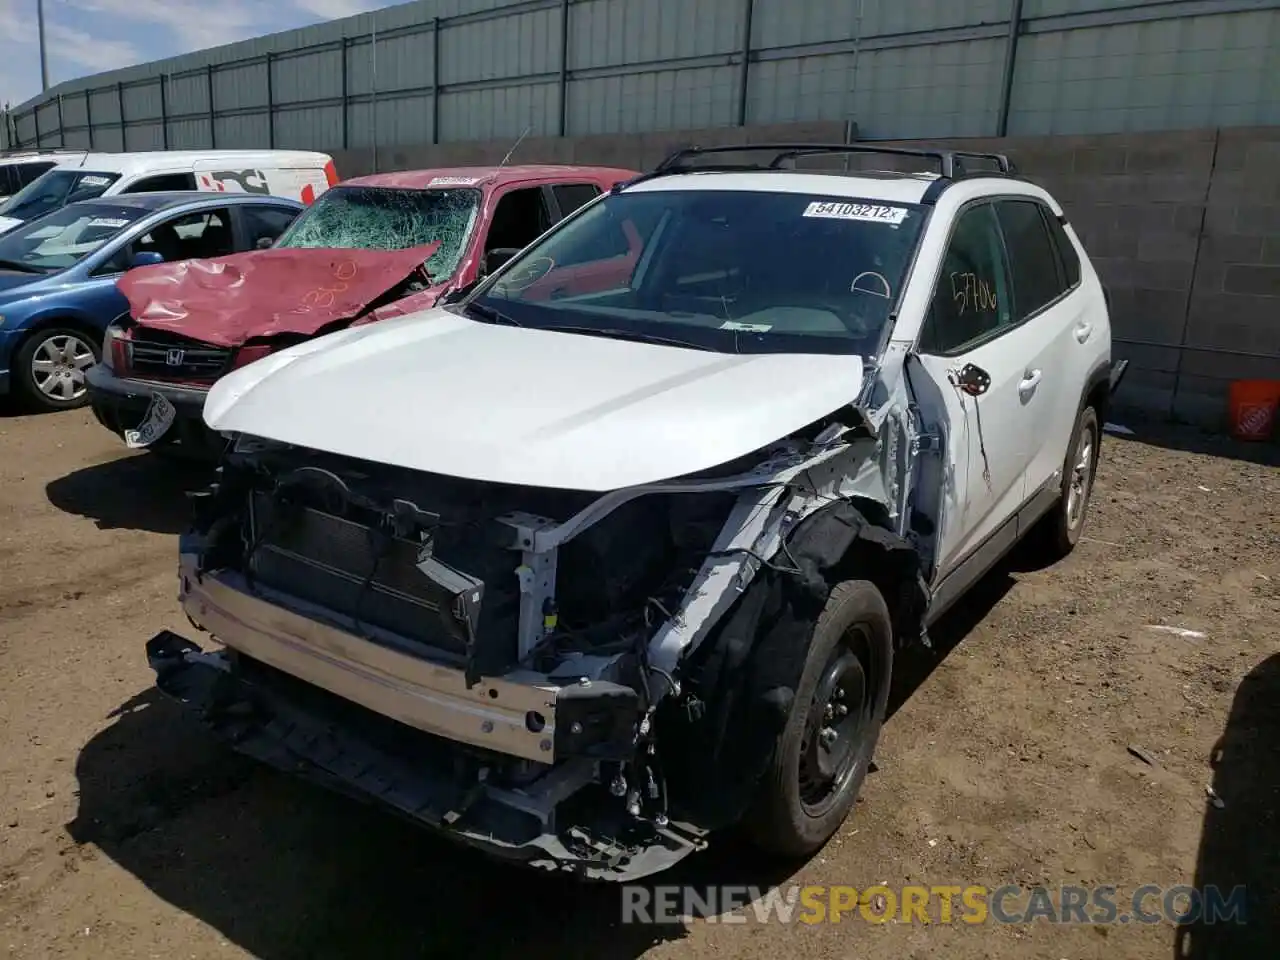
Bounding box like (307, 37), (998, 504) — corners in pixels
(230, 343), (274, 370)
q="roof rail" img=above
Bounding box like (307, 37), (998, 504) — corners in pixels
(0, 146), (87, 159)
(613, 141), (1015, 193)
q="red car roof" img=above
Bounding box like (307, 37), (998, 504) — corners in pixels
(342, 164), (639, 190)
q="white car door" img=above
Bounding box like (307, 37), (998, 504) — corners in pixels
(909, 201), (1039, 587)
(991, 197), (1080, 500)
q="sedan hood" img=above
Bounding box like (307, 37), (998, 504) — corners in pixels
(204, 307), (866, 491)
(118, 243), (440, 348)
(0, 270), (42, 296)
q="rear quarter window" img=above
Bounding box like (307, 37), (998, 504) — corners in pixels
(995, 199), (1067, 321)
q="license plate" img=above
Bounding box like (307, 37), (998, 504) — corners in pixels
(123, 393), (177, 449)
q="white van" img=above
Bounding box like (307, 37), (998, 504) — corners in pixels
(0, 149), (338, 233)
(0, 149), (88, 203)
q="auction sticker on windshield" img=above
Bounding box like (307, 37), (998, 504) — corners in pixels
(803, 201), (908, 225)
(430, 176), (482, 186)
(79, 176), (113, 187)
(123, 393), (177, 449)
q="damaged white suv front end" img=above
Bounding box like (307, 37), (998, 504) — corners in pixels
(147, 144), (1118, 880)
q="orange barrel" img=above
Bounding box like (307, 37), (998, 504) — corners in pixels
(1227, 379), (1280, 441)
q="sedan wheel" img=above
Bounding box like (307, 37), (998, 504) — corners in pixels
(16, 329), (101, 411)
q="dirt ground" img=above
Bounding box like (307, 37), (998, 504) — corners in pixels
(0, 404), (1277, 960)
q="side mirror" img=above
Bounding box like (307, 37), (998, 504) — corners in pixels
(255, 236), (274, 250)
(129, 250), (165, 268)
(484, 247), (521, 275)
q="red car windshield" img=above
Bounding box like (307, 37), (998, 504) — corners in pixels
(274, 185), (480, 283)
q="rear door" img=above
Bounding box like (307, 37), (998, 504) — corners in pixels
(911, 201), (1038, 584)
(992, 198), (1081, 500)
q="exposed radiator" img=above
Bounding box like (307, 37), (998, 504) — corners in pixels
(247, 492), (479, 658)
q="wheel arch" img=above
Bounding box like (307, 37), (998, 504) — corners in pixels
(1081, 360), (1113, 433)
(12, 310), (107, 360)
(656, 496), (925, 832)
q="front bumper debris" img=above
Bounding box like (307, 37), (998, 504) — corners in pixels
(175, 555), (640, 763)
(144, 630), (708, 880)
(85, 363), (219, 452)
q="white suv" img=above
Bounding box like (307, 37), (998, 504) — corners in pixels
(145, 144), (1127, 880)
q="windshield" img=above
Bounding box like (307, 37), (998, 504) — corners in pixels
(466, 188), (926, 355)
(0, 202), (147, 272)
(0, 170), (121, 221)
(273, 185), (481, 282)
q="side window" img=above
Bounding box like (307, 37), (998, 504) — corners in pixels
(121, 173), (197, 194)
(552, 183), (601, 219)
(1044, 211), (1081, 288)
(15, 162), (55, 188)
(919, 203), (1014, 355)
(484, 187), (553, 254)
(240, 205), (299, 249)
(0, 167), (13, 195)
(135, 208), (235, 262)
(995, 200), (1067, 320)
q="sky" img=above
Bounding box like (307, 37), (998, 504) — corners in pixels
(0, 0), (417, 109)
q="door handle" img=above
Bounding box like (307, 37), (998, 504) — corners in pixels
(1019, 369), (1042, 398)
(1075, 321), (1094, 344)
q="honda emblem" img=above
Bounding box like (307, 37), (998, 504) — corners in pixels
(165, 348), (185, 366)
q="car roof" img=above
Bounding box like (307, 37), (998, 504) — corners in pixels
(68, 191), (303, 212)
(0, 150), (87, 166)
(343, 164), (639, 190)
(41, 150), (331, 176)
(620, 169), (962, 205)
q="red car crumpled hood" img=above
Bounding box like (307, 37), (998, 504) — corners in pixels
(118, 243), (441, 348)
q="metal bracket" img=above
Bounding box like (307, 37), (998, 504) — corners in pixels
(910, 432), (943, 455)
(498, 512), (561, 662)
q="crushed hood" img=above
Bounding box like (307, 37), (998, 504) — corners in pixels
(117, 243), (440, 348)
(203, 306), (866, 491)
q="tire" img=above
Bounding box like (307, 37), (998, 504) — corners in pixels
(14, 327), (101, 411)
(745, 579), (894, 858)
(1031, 404), (1100, 562)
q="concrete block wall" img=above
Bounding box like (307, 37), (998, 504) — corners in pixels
(332, 121), (1280, 430)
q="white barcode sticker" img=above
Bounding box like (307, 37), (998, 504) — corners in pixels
(803, 201), (908, 225)
(79, 175), (112, 187)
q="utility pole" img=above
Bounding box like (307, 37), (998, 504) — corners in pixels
(37, 0), (50, 92)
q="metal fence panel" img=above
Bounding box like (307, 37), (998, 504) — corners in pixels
(3, 0), (1277, 152)
(274, 105), (345, 149)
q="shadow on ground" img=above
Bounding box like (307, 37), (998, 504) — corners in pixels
(45, 450), (210, 534)
(1107, 414), (1280, 468)
(65, 491), (1037, 957)
(70, 688), (803, 960)
(888, 550), (1022, 719)
(1175, 653), (1280, 959)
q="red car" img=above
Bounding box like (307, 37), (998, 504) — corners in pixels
(86, 163), (638, 453)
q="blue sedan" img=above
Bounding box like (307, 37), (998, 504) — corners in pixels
(0, 192), (302, 410)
